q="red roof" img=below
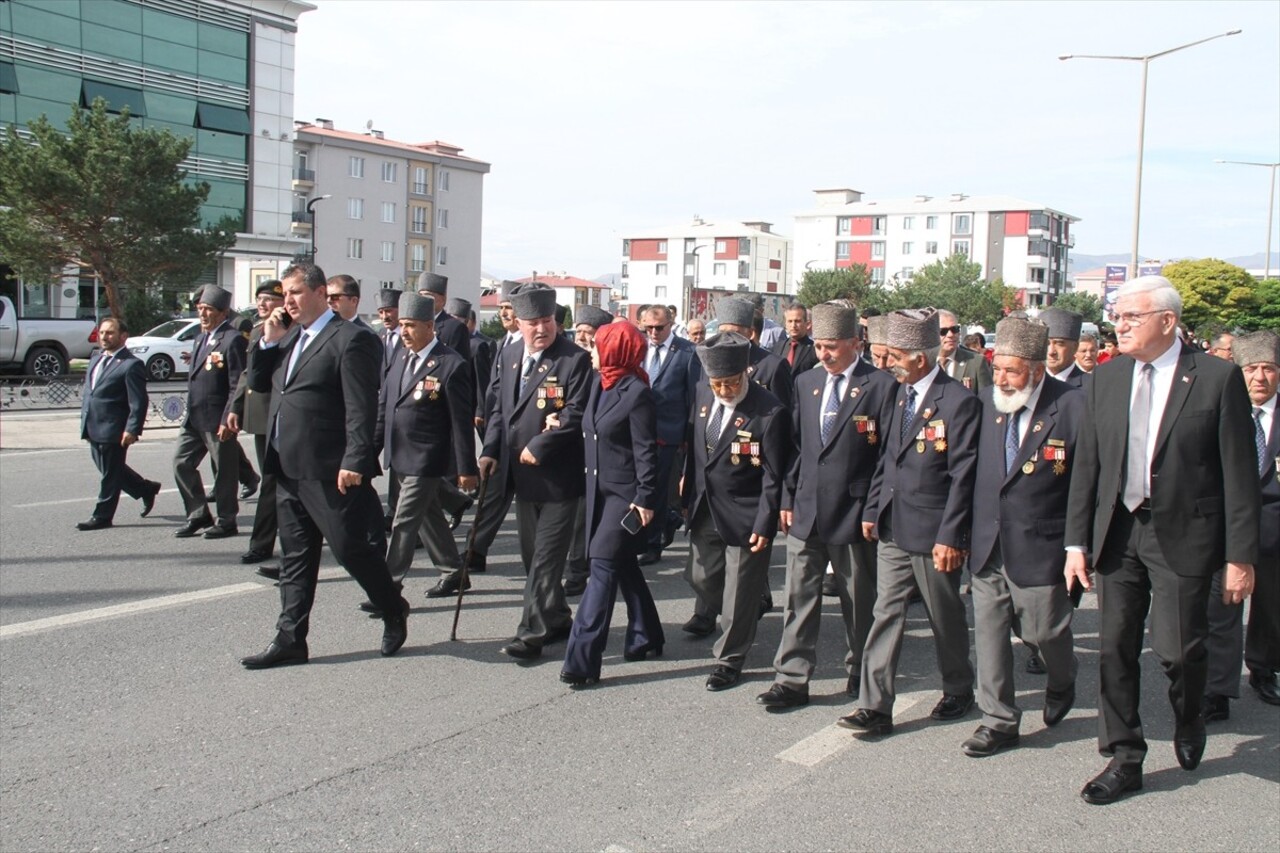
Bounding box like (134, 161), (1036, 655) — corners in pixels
(517, 275), (608, 290)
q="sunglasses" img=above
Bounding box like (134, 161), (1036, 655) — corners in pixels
(644, 324), (669, 332)
(939, 325), (961, 336)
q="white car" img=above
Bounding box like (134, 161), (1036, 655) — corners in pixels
(126, 318), (201, 381)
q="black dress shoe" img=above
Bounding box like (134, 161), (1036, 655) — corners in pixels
(425, 572), (471, 598)
(240, 479), (260, 500)
(204, 524), (239, 539)
(175, 516), (213, 538)
(1026, 653), (1046, 675)
(360, 584), (404, 617)
(931, 692), (975, 721)
(544, 624), (572, 645)
(241, 641), (308, 669)
(1080, 764), (1143, 805)
(1174, 718), (1206, 770)
(380, 599), (409, 656)
(1043, 684), (1076, 727)
(560, 670), (598, 688)
(205, 490), (216, 502)
(846, 674), (860, 700)
(836, 708), (893, 735)
(961, 725), (1020, 757)
(1202, 694), (1230, 724)
(501, 638), (542, 660)
(239, 549), (271, 564)
(1249, 669), (1280, 706)
(449, 496), (474, 531)
(682, 613), (716, 637)
(638, 550), (662, 566)
(662, 514), (680, 549)
(464, 551), (487, 574)
(563, 578), (587, 597)
(705, 665), (741, 691)
(822, 574), (839, 598)
(623, 641), (663, 662)
(756, 683), (809, 709)
(758, 591), (774, 621)
(140, 481), (161, 517)
(255, 565), (281, 581)
(76, 517), (112, 531)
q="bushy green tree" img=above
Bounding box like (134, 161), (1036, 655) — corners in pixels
(1161, 258), (1260, 332)
(889, 254), (1014, 329)
(1049, 290), (1103, 321)
(795, 264), (874, 307)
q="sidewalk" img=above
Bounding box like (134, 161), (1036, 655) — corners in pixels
(0, 410), (178, 450)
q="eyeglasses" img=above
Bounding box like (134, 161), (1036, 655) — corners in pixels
(708, 378), (744, 391)
(1106, 309), (1167, 327)
(643, 324), (669, 332)
(939, 325), (961, 336)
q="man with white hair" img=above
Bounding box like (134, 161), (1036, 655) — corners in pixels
(1065, 275), (1258, 805)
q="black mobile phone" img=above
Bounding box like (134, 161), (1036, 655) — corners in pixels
(279, 310), (293, 328)
(620, 507), (642, 535)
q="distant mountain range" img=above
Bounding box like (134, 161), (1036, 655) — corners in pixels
(1071, 251), (1279, 272)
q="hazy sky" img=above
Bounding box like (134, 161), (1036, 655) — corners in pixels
(294, 0), (1280, 279)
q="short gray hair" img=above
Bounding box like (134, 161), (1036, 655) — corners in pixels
(1115, 275), (1182, 320)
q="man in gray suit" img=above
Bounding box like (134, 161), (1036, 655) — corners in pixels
(936, 309), (992, 392)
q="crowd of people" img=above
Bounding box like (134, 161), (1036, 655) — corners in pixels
(76, 266), (1277, 805)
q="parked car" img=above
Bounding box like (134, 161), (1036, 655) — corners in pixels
(125, 318), (201, 381)
(0, 295), (99, 376)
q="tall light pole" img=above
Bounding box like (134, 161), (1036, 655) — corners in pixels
(1060, 29), (1241, 280)
(1215, 159), (1279, 281)
(687, 244), (706, 326)
(306, 194), (331, 259)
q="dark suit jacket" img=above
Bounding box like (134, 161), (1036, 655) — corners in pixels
(867, 370), (981, 553)
(944, 346), (993, 393)
(247, 314), (383, 480)
(81, 348), (147, 443)
(185, 319), (246, 432)
(584, 376), (658, 559)
(1260, 401), (1279, 559)
(481, 334), (592, 503)
(484, 332), (520, 422)
(784, 360), (896, 544)
(690, 341), (795, 410)
(470, 332), (494, 422)
(682, 381), (790, 546)
(772, 335), (819, 377)
(229, 322), (273, 434)
(1064, 344), (1260, 576)
(970, 378), (1086, 586)
(1052, 363), (1090, 389)
(380, 328), (404, 379)
(376, 341), (477, 479)
(648, 335), (699, 445)
(435, 311), (471, 360)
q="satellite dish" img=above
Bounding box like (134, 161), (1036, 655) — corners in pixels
(366, 119), (374, 130)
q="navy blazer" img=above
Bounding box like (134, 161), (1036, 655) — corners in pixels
(682, 381), (790, 546)
(1053, 363), (1090, 389)
(470, 332), (494, 422)
(435, 311), (471, 361)
(647, 335), (699, 445)
(81, 348), (147, 443)
(866, 370), (981, 553)
(185, 319), (246, 432)
(1259, 400), (1280, 560)
(376, 341), (477, 479)
(771, 335), (820, 377)
(583, 375), (658, 560)
(481, 334), (592, 503)
(970, 377), (1086, 586)
(785, 360), (896, 544)
(691, 341), (795, 410)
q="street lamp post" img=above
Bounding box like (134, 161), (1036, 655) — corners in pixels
(1215, 159), (1280, 281)
(1060, 29), (1242, 280)
(687, 244), (706, 326)
(306, 194), (331, 260)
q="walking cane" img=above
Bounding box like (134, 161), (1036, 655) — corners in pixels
(450, 473), (489, 641)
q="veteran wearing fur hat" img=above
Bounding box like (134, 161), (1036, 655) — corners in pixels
(1040, 307), (1089, 388)
(415, 272), (471, 357)
(711, 296), (796, 410)
(375, 288), (404, 377)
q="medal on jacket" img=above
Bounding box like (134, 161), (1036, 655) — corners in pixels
(416, 376), (439, 401)
(854, 415), (878, 445)
(916, 426), (926, 454)
(206, 351), (224, 371)
(1044, 440), (1066, 475)
(926, 419), (946, 452)
(963, 377), (973, 389)
(538, 378), (563, 410)
(1022, 450), (1038, 475)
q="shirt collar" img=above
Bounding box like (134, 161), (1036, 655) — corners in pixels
(408, 338), (438, 361)
(1022, 375), (1047, 415)
(909, 364), (941, 399)
(302, 308), (336, 336)
(1259, 393), (1277, 417)
(1138, 338), (1182, 371)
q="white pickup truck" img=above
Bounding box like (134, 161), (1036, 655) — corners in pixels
(0, 295), (99, 376)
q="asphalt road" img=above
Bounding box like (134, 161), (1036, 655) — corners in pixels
(0, 414), (1276, 851)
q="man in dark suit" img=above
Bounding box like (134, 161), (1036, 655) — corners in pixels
(638, 303), (699, 565)
(1064, 275), (1258, 805)
(376, 288), (404, 379)
(961, 315), (1084, 757)
(172, 285), (246, 539)
(376, 292), (477, 601)
(227, 280), (284, 568)
(865, 314), (891, 371)
(936, 309), (992, 392)
(76, 317), (160, 530)
(479, 282), (593, 660)
(771, 302), (819, 378)
(1040, 307), (1089, 388)
(683, 333), (790, 691)
(240, 262), (409, 669)
(450, 299), (492, 438)
(843, 308), (980, 736)
(713, 297), (795, 410)
(758, 302), (895, 709)
(325, 275), (377, 334)
(1204, 331), (1280, 717)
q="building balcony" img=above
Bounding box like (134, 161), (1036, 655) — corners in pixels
(290, 211), (313, 233)
(291, 167), (315, 189)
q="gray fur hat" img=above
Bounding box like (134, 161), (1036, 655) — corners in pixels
(377, 288), (402, 310)
(1039, 307), (1083, 341)
(1233, 330), (1280, 367)
(510, 282), (557, 320)
(716, 297), (757, 330)
(697, 332), (751, 378)
(865, 314), (889, 346)
(994, 315), (1049, 361)
(885, 308), (940, 351)
(574, 305), (613, 329)
(398, 291), (435, 322)
(197, 285), (232, 312)
(810, 301), (858, 341)
(499, 280), (520, 303)
(416, 272), (448, 295)
(444, 296), (471, 318)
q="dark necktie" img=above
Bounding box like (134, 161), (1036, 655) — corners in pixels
(900, 385), (918, 442)
(821, 374), (842, 445)
(705, 402), (724, 453)
(1255, 407), (1268, 478)
(1124, 363), (1155, 511)
(90, 354), (113, 389)
(520, 355), (536, 395)
(1005, 407), (1023, 474)
(402, 352), (419, 394)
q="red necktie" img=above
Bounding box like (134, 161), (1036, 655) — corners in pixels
(788, 340), (797, 366)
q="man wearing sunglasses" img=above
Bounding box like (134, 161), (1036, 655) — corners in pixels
(936, 309), (992, 393)
(325, 275), (376, 333)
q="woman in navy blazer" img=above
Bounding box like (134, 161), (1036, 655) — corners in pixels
(561, 322), (665, 685)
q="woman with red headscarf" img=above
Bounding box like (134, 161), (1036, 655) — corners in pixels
(560, 320), (665, 686)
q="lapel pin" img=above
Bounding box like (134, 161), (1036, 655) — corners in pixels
(1033, 421), (1043, 433)
(813, 388), (820, 396)
(1181, 375), (1192, 384)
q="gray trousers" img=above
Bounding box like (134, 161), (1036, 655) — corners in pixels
(971, 546), (1077, 733)
(687, 504), (770, 670)
(565, 498), (589, 585)
(772, 534), (878, 689)
(514, 497), (576, 645)
(1205, 567), (1244, 699)
(859, 537), (975, 715)
(386, 473), (462, 585)
(173, 425), (239, 525)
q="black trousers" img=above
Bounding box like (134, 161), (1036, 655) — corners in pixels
(1247, 548), (1280, 674)
(88, 440), (148, 522)
(274, 474), (400, 647)
(247, 434), (278, 555)
(1096, 508), (1211, 769)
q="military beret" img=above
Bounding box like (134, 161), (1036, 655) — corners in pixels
(994, 315), (1049, 361)
(575, 305), (613, 329)
(376, 288), (402, 310)
(697, 331), (751, 378)
(197, 285), (232, 312)
(864, 314), (889, 346)
(416, 272), (448, 295)
(885, 308), (939, 351)
(1039, 307), (1083, 341)
(811, 301), (859, 341)
(1233, 330), (1280, 368)
(398, 291), (435, 322)
(444, 296), (471, 318)
(255, 279), (283, 298)
(510, 282), (557, 320)
(716, 297), (757, 329)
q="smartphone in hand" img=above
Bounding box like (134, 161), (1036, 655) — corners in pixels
(620, 507), (642, 535)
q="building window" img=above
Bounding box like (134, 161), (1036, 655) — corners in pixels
(902, 216), (914, 230)
(347, 238), (363, 259)
(349, 156), (364, 178)
(380, 241), (394, 262)
(870, 267), (885, 284)
(737, 260), (749, 278)
(953, 214), (972, 235)
(622, 239), (631, 256)
(926, 215), (938, 229)
(1029, 267), (1046, 284)
(381, 202), (396, 223)
(902, 242), (913, 254)
(411, 244), (426, 272)
(621, 262), (629, 278)
(872, 217), (886, 235)
(738, 237), (751, 256)
(436, 246), (448, 265)
(952, 240), (971, 256)
(836, 242), (851, 260)
(656, 241), (668, 254)
(713, 262), (726, 275)
(836, 217), (851, 235)
(684, 238), (696, 253)
(411, 206), (427, 234)
(900, 267), (914, 280)
(715, 239), (727, 253)
(655, 263), (668, 275)
(413, 167), (428, 194)
(381, 162), (397, 183)
(437, 208), (448, 229)
(438, 169), (450, 191)
(925, 241), (939, 254)
(871, 242), (885, 259)
(348, 198), (363, 219)
(1029, 212), (1050, 231)
(684, 263), (696, 276)
(655, 286), (667, 298)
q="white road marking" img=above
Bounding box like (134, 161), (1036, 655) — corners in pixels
(13, 488), (178, 508)
(776, 691), (926, 767)
(0, 447), (81, 457)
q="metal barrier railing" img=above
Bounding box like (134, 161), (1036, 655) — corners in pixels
(1, 378), (188, 425)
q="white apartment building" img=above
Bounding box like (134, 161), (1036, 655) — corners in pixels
(619, 218), (793, 322)
(793, 189), (1079, 308)
(291, 120), (489, 317)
